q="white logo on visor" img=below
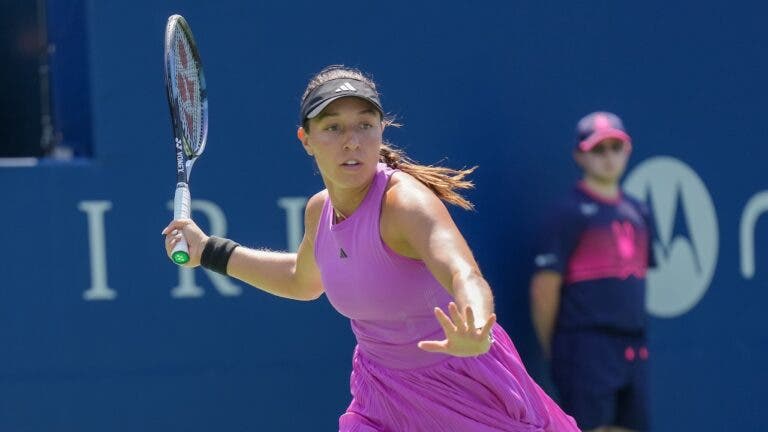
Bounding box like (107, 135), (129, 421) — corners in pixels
(334, 82), (357, 93)
(623, 157), (719, 318)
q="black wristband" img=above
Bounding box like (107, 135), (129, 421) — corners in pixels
(200, 236), (240, 275)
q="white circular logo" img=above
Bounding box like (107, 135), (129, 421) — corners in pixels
(623, 157), (719, 318)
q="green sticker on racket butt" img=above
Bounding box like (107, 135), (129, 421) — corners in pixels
(172, 250), (190, 264)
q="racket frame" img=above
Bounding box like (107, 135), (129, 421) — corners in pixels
(164, 14), (209, 265)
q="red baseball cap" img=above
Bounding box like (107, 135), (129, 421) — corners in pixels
(576, 111), (632, 152)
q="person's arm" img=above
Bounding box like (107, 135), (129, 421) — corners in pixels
(162, 192), (325, 301)
(381, 173), (495, 357)
(529, 197), (581, 358)
(638, 199), (658, 269)
(529, 270), (562, 358)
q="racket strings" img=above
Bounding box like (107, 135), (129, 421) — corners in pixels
(171, 30), (203, 153)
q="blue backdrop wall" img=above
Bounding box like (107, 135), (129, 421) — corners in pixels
(1, 1), (767, 430)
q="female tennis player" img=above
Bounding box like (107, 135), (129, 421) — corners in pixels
(163, 65), (578, 431)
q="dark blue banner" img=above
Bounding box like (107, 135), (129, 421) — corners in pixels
(1, 1), (766, 430)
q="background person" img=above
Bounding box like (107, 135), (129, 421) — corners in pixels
(530, 111), (656, 432)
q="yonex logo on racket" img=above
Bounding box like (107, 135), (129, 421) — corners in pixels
(176, 140), (185, 173)
(334, 82), (357, 93)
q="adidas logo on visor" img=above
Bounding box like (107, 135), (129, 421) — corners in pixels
(334, 82), (357, 93)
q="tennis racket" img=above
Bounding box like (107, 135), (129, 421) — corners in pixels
(164, 14), (208, 265)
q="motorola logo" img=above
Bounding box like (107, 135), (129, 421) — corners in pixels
(623, 157), (719, 318)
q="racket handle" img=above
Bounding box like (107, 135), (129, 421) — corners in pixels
(171, 183), (191, 265)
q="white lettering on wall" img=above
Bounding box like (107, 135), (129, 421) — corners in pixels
(78, 200), (117, 301)
(740, 191), (768, 279)
(277, 197), (308, 253)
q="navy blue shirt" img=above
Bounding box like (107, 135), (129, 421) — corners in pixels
(534, 183), (656, 333)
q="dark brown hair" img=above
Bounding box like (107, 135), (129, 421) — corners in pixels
(301, 65), (476, 210)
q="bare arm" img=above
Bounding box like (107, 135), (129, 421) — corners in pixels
(382, 173), (495, 356)
(529, 270), (562, 358)
(163, 192), (325, 301)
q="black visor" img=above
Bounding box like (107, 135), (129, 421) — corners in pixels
(299, 78), (383, 122)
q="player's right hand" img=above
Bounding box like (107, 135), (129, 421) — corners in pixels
(162, 219), (209, 267)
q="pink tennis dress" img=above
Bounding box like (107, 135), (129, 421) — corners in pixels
(315, 163), (579, 432)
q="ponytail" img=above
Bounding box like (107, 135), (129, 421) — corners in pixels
(379, 143), (476, 210)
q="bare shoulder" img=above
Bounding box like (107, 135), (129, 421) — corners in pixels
(382, 171), (451, 258)
(306, 190), (328, 217)
(304, 190), (328, 242)
(384, 171), (443, 214)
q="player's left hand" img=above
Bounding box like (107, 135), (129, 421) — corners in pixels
(417, 302), (496, 357)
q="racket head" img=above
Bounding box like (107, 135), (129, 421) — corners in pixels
(164, 14), (208, 180)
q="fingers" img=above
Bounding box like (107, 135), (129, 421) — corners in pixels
(448, 302), (467, 332)
(161, 219), (192, 235)
(479, 313), (497, 339)
(163, 229), (185, 255)
(165, 229), (184, 245)
(162, 220), (193, 253)
(433, 307), (457, 334)
(417, 339), (448, 353)
(464, 305), (476, 331)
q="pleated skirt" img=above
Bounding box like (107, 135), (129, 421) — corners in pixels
(339, 324), (580, 431)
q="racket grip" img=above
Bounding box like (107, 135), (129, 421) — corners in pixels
(170, 183), (191, 265)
